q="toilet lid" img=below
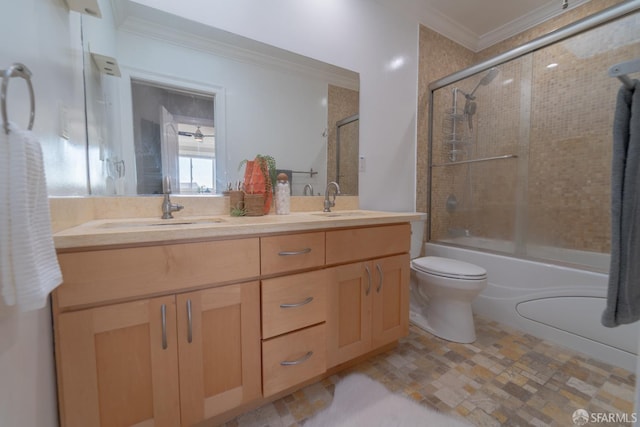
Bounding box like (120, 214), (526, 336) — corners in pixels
(412, 256), (487, 280)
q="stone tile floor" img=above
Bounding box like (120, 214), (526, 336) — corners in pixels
(224, 316), (636, 426)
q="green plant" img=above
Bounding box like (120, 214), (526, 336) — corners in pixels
(257, 154), (276, 193)
(230, 206), (247, 216)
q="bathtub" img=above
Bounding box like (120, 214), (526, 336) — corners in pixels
(425, 241), (638, 372)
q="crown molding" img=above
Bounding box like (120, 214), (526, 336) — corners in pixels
(110, 0), (359, 91)
(476, 0), (592, 51)
(390, 0), (478, 52)
(415, 0), (593, 52)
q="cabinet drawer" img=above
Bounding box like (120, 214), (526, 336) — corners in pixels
(262, 269), (327, 339)
(262, 323), (326, 397)
(56, 238), (260, 309)
(325, 224), (410, 265)
(260, 232), (325, 275)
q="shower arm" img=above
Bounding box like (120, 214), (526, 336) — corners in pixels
(459, 87), (477, 101)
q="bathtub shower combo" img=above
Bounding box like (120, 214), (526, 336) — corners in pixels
(423, 2), (640, 371)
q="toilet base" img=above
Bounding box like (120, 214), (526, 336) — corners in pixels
(410, 310), (437, 336)
(409, 305), (477, 344)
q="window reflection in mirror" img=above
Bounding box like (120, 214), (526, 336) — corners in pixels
(178, 124), (215, 194)
(131, 80), (215, 194)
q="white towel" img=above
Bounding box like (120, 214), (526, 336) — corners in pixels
(0, 124), (62, 315)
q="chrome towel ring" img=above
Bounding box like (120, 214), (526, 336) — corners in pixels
(1, 63), (35, 135)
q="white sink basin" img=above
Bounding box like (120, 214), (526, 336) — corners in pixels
(310, 210), (372, 218)
(98, 217), (226, 229)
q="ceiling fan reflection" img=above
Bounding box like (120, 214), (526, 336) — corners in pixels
(178, 126), (214, 142)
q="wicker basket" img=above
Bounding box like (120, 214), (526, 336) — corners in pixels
(229, 190), (244, 214)
(244, 193), (265, 216)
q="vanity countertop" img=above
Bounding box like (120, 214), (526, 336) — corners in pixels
(54, 210), (426, 250)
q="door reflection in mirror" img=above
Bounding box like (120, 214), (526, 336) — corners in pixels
(131, 80), (215, 194)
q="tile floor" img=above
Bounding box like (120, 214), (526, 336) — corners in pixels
(224, 316), (637, 427)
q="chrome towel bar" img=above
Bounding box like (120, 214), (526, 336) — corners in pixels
(609, 58), (640, 90)
(432, 154), (518, 167)
(1, 63), (35, 135)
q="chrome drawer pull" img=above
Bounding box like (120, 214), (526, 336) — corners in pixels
(186, 299), (193, 344)
(161, 304), (167, 350)
(376, 263), (384, 293)
(280, 296), (314, 309)
(278, 248), (312, 256)
(280, 351), (313, 366)
(365, 265), (372, 296)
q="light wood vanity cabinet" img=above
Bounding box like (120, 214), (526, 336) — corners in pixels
(260, 237), (328, 397)
(54, 239), (262, 427)
(176, 283), (261, 426)
(261, 269), (328, 339)
(53, 222), (411, 426)
(325, 224), (411, 368)
(56, 295), (182, 427)
(260, 231), (325, 276)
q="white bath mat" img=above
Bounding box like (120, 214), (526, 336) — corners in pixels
(305, 374), (472, 426)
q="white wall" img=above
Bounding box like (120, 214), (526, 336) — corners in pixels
(131, 0), (420, 211)
(2, 3), (87, 196)
(0, 1), (85, 426)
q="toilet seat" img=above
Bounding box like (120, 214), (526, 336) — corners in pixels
(412, 256), (487, 280)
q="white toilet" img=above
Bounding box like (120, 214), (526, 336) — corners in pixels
(409, 222), (487, 343)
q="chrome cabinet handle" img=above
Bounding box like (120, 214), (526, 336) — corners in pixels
(280, 296), (314, 309)
(186, 299), (193, 344)
(376, 263), (384, 293)
(280, 351), (313, 366)
(278, 248), (312, 256)
(365, 265), (372, 296)
(161, 304), (167, 350)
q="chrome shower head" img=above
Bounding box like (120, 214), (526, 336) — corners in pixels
(467, 67), (500, 99)
(480, 67), (500, 86)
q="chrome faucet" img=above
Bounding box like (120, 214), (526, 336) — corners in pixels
(303, 184), (314, 196)
(162, 176), (184, 219)
(323, 181), (340, 212)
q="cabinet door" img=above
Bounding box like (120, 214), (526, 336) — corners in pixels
(177, 281), (261, 426)
(326, 262), (373, 368)
(372, 254), (410, 348)
(56, 296), (180, 427)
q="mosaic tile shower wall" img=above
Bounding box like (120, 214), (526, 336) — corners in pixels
(527, 15), (640, 253)
(421, 0), (639, 266)
(430, 57), (524, 243)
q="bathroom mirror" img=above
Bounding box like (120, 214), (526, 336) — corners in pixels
(82, 0), (360, 196)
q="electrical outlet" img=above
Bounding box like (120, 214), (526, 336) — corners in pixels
(359, 155), (366, 173)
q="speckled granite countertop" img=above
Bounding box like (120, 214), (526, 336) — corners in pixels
(54, 210), (427, 250)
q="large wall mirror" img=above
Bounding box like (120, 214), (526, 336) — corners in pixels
(83, 0), (360, 197)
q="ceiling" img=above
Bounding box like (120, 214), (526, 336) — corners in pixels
(389, 0), (592, 51)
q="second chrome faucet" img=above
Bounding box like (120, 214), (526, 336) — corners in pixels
(323, 181), (340, 212)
